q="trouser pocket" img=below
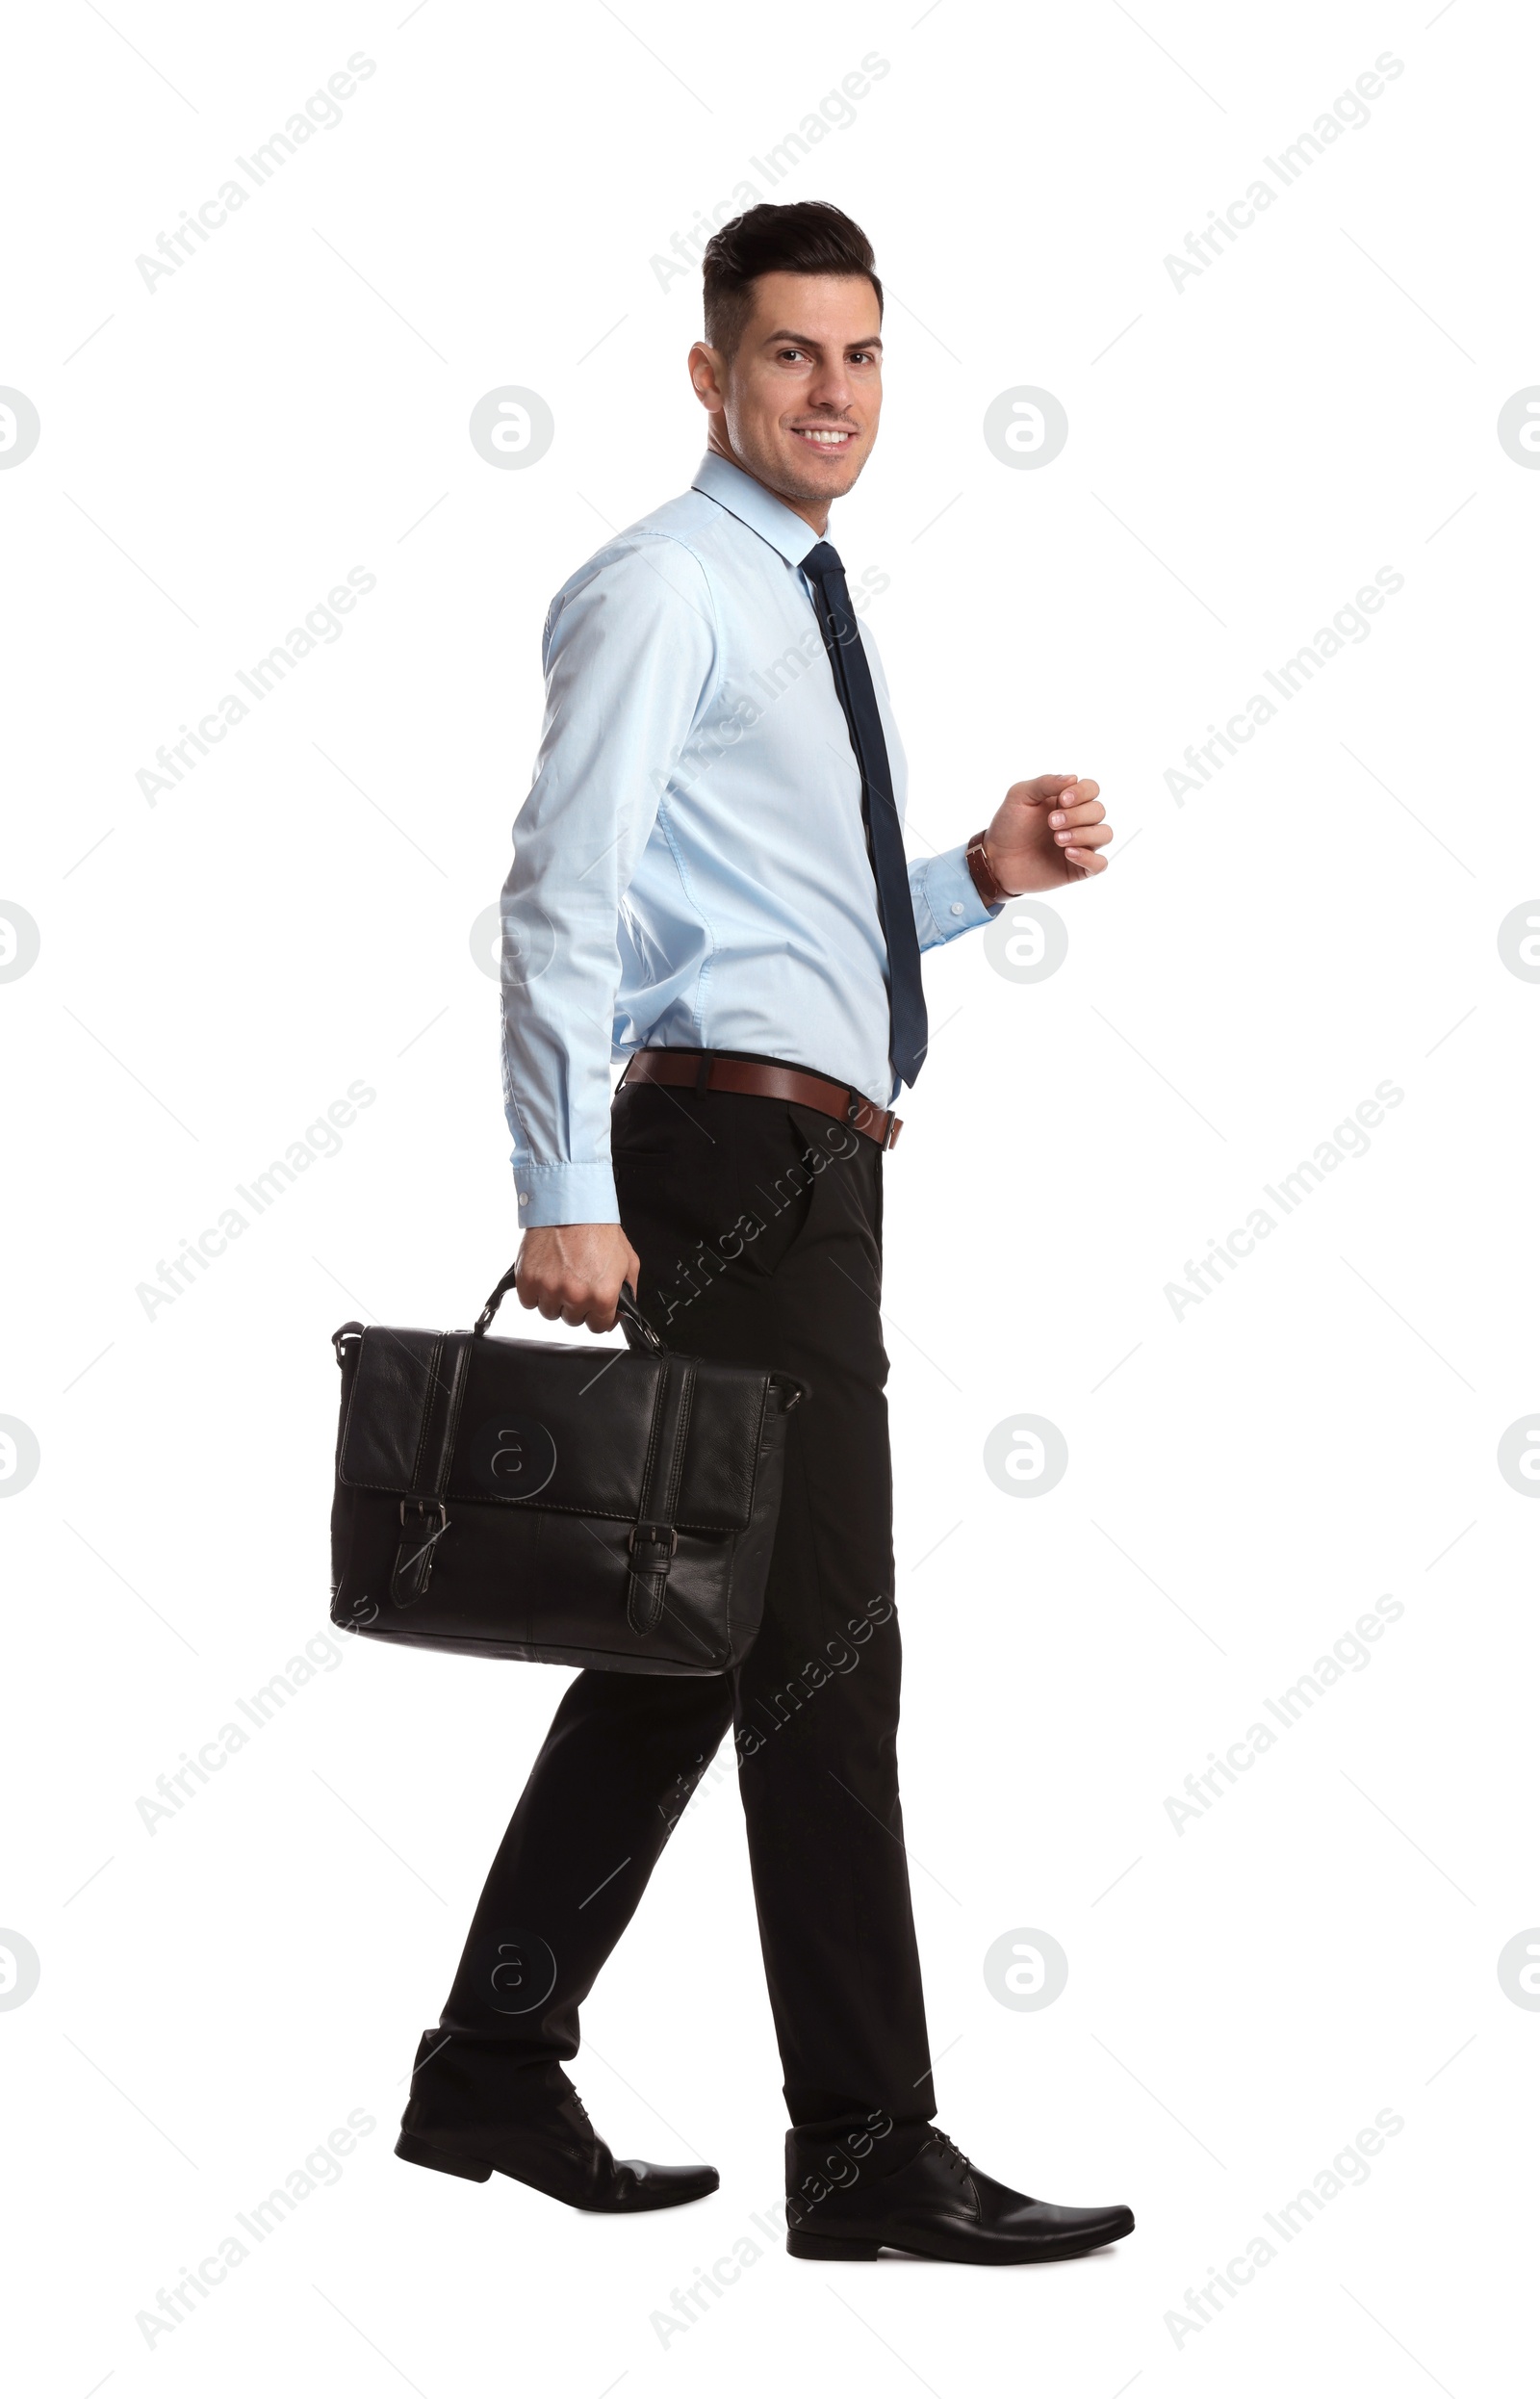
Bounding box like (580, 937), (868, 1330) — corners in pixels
(614, 1090), (863, 1314)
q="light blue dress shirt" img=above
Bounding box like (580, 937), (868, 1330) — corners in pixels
(500, 451), (999, 1226)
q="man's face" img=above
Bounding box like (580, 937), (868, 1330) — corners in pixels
(690, 271), (883, 529)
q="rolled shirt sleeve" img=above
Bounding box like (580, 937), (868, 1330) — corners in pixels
(500, 536), (719, 1227)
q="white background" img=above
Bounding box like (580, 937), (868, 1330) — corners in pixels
(3, 1), (1536, 2392)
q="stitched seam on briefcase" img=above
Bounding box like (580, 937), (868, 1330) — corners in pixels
(726, 1380), (773, 1651)
(397, 1334), (474, 1599)
(720, 1532), (739, 1660)
(659, 1359), (697, 1526)
(337, 1332), (385, 1477)
(339, 1329), (439, 1491)
(635, 1360), (668, 1518)
(332, 1475), (737, 1534)
(353, 1625), (723, 1671)
(741, 1377), (771, 1517)
(430, 1331), (473, 1496)
(628, 1363), (675, 1630)
(405, 1332), (445, 1497)
(629, 1363), (702, 1639)
(339, 1354), (765, 1532)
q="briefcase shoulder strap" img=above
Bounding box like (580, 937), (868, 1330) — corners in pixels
(626, 1354), (698, 1637)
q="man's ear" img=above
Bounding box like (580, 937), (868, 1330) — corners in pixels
(688, 341), (726, 415)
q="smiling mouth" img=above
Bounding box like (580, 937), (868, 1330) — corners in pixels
(790, 426), (856, 451)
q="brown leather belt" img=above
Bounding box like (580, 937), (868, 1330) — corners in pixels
(618, 1048), (903, 1150)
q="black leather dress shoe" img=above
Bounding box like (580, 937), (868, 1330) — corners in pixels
(785, 2128), (1134, 2263)
(397, 2040), (717, 2213)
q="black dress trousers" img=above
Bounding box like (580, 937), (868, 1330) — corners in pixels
(421, 1072), (936, 2147)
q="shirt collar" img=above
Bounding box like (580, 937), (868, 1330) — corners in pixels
(690, 451), (827, 567)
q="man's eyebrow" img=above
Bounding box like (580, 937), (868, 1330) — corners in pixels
(761, 328), (883, 352)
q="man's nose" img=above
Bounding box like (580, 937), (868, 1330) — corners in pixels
(806, 370), (854, 415)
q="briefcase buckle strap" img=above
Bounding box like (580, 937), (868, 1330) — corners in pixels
(389, 1328), (474, 1605)
(626, 1356), (697, 1638)
(394, 1497), (450, 1599)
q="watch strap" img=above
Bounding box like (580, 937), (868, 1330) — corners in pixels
(965, 829), (1010, 911)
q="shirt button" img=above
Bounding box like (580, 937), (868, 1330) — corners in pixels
(950, 901), (964, 916)
(518, 1191), (530, 1204)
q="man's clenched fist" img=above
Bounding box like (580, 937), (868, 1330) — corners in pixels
(983, 774), (1114, 893)
(515, 1223), (641, 1335)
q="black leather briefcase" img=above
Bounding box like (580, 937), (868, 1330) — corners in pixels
(328, 1265), (804, 1675)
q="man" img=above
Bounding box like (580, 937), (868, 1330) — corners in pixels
(397, 201), (1132, 2266)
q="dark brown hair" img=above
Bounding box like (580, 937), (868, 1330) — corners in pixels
(702, 201), (883, 357)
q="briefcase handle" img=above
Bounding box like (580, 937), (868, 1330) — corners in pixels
(473, 1262), (664, 1354)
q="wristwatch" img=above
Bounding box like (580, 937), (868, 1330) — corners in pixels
(964, 829), (1011, 911)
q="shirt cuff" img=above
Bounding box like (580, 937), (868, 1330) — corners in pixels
(512, 1159), (621, 1228)
(912, 841), (1001, 947)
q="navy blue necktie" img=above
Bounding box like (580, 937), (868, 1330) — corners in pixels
(802, 541), (929, 1089)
